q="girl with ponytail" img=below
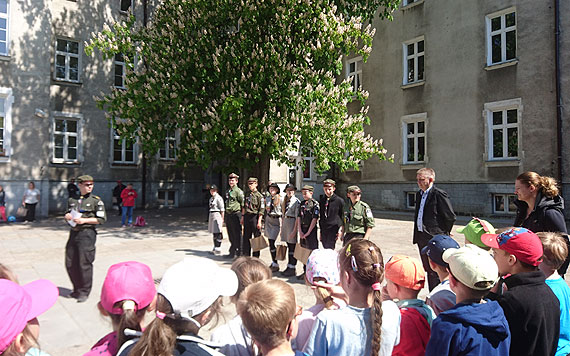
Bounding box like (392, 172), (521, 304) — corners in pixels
(84, 261), (157, 356)
(514, 172), (569, 275)
(303, 239), (400, 356)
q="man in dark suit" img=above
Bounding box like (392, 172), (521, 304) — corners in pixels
(414, 168), (456, 291)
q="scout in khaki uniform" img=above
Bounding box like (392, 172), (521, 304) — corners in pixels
(63, 175), (107, 302)
(224, 173), (244, 258)
(297, 185), (320, 280)
(340, 185), (374, 246)
(242, 177), (265, 257)
(280, 184), (300, 277)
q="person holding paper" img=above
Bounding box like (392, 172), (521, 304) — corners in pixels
(64, 175), (107, 303)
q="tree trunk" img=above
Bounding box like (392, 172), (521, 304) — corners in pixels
(250, 154), (271, 192)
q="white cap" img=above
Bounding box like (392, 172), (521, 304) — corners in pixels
(442, 244), (499, 291)
(157, 257), (238, 319)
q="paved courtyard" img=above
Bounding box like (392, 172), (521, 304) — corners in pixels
(0, 207), (566, 356)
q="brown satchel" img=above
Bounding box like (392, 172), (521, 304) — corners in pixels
(294, 243), (312, 265)
(276, 243), (288, 261)
(16, 207), (28, 218)
(250, 235), (269, 252)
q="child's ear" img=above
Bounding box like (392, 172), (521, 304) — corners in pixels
(342, 270), (351, 286)
(508, 254), (517, 266)
(13, 333), (28, 353)
(97, 301), (109, 316)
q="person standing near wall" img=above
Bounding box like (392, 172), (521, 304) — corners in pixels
(120, 183), (137, 227)
(22, 181), (40, 223)
(64, 175), (107, 303)
(413, 168), (456, 291)
(0, 185), (6, 222)
(112, 180), (126, 216)
(67, 178), (79, 199)
(225, 173), (245, 259)
(319, 179), (344, 249)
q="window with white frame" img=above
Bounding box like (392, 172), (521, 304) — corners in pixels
(52, 112), (82, 163)
(484, 99), (521, 160)
(493, 193), (517, 214)
(346, 57), (363, 92)
(402, 113), (426, 164)
(403, 37), (424, 85)
(159, 130), (177, 160)
(111, 128), (136, 164)
(0, 0), (9, 56)
(403, 0), (419, 6)
(0, 88), (13, 158)
(158, 190), (177, 207)
(406, 192), (416, 209)
(486, 8), (516, 66)
(120, 0), (132, 12)
(114, 54), (126, 88)
(55, 39), (80, 82)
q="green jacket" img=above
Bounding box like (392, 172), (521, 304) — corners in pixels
(225, 186), (244, 213)
(344, 200), (375, 234)
(68, 193), (107, 229)
(245, 190), (264, 215)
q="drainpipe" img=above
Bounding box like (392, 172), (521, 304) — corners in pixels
(555, 0), (563, 184)
(141, 0), (148, 208)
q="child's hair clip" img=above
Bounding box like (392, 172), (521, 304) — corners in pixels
(368, 246), (375, 252)
(351, 255), (358, 272)
(345, 244), (352, 257)
(372, 263), (381, 269)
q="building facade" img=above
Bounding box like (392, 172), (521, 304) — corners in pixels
(0, 0), (207, 218)
(333, 0), (569, 218)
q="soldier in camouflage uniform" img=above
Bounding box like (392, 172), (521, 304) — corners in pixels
(242, 177), (265, 257)
(341, 185), (375, 246)
(297, 185), (320, 279)
(224, 173), (244, 258)
(63, 175), (107, 303)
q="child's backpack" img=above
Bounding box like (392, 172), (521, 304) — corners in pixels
(134, 216), (146, 227)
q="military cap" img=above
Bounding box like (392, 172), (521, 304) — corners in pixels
(268, 182), (280, 193)
(248, 177), (258, 183)
(347, 185), (361, 193)
(301, 185), (314, 192)
(77, 175), (94, 183)
(285, 183), (297, 191)
(210, 184), (218, 191)
(323, 179), (336, 187)
(228, 173), (239, 179)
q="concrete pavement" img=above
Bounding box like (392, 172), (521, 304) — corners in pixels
(0, 208), (565, 356)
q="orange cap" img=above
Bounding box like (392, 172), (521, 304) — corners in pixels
(385, 255), (425, 290)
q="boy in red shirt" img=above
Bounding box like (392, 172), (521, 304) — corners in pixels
(120, 183), (137, 227)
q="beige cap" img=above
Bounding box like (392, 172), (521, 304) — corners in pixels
(442, 244), (498, 290)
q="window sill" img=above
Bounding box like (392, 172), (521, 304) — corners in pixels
(401, 81), (425, 89)
(0, 155), (10, 163)
(111, 162), (138, 168)
(484, 60), (518, 71)
(52, 79), (83, 87)
(0, 55), (11, 62)
(401, 0), (424, 10)
(401, 162), (425, 170)
(50, 161), (82, 166)
(484, 159), (520, 167)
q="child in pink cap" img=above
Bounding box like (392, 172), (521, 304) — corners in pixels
(0, 278), (58, 355)
(83, 261), (156, 356)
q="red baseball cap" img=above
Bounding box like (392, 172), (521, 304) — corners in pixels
(481, 227), (543, 266)
(100, 261), (156, 315)
(0, 279), (58, 353)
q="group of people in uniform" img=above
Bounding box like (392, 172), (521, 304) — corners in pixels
(207, 173), (376, 280)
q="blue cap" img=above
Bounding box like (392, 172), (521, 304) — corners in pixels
(421, 234), (460, 268)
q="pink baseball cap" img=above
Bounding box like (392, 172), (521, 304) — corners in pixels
(0, 279), (58, 353)
(100, 261), (156, 315)
(481, 227), (543, 266)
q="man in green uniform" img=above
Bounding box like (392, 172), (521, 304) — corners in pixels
(64, 175), (106, 302)
(224, 173), (245, 258)
(242, 177), (265, 257)
(297, 185), (320, 280)
(340, 185), (374, 246)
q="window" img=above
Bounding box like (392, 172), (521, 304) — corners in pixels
(486, 8), (516, 66)
(120, 0), (132, 12)
(52, 112), (82, 163)
(159, 130), (177, 160)
(493, 194), (517, 214)
(403, 37), (424, 85)
(0, 88), (13, 159)
(114, 54), (126, 88)
(403, 0), (419, 6)
(402, 113), (427, 164)
(346, 57), (363, 92)
(0, 0), (9, 56)
(301, 147), (313, 180)
(158, 190), (177, 207)
(55, 39), (81, 82)
(484, 99), (521, 161)
(406, 192), (416, 209)
(111, 128), (136, 164)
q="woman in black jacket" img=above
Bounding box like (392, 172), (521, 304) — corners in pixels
(514, 171), (569, 275)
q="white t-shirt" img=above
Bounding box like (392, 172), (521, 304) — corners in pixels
(24, 188), (40, 204)
(210, 315), (257, 356)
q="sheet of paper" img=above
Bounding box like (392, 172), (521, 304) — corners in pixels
(67, 209), (82, 227)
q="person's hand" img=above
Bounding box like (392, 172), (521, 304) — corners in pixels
(313, 280), (348, 304)
(289, 233), (296, 240)
(300, 233), (306, 240)
(256, 222), (262, 230)
(64, 213), (72, 221)
(240, 217), (244, 225)
(73, 217), (84, 225)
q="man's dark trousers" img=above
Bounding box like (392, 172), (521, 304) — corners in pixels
(65, 228), (96, 297)
(226, 212), (242, 256)
(320, 226), (339, 249)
